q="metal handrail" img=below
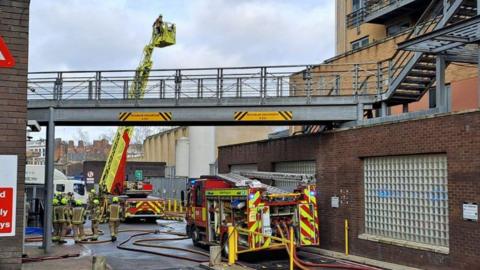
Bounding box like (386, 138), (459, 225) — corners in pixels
(27, 63), (390, 102)
(388, 0), (440, 70)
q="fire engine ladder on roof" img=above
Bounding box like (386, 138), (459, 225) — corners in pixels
(237, 171), (316, 185)
(381, 0), (477, 105)
(217, 173), (288, 194)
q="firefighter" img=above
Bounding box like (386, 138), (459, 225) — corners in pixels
(88, 189), (97, 209)
(66, 192), (75, 207)
(52, 198), (60, 242)
(71, 199), (87, 243)
(153, 15), (163, 35)
(90, 199), (101, 241)
(54, 198), (70, 244)
(107, 197), (122, 242)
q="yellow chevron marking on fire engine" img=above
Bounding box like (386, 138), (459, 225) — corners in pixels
(248, 191), (260, 208)
(202, 207), (207, 221)
(249, 221), (262, 248)
(262, 237), (272, 248)
(147, 201), (161, 213)
(119, 112), (172, 122)
(134, 201), (163, 214)
(300, 208), (313, 221)
(234, 111), (293, 121)
(305, 188), (317, 204)
(299, 204), (315, 245)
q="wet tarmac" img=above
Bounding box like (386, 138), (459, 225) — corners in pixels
(25, 219), (380, 270)
(85, 220), (204, 270)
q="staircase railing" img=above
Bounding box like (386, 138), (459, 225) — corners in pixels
(386, 0), (443, 83)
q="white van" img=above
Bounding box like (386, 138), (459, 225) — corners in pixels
(25, 165), (87, 204)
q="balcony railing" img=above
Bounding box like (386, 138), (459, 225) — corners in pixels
(347, 0), (422, 29)
(365, 0), (404, 16)
(347, 8), (366, 28)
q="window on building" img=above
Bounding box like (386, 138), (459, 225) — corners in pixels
(363, 154), (449, 248)
(387, 21), (411, 36)
(352, 0), (363, 11)
(351, 37), (369, 50)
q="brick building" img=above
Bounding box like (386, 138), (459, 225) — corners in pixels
(334, 0), (478, 113)
(52, 138), (111, 176)
(219, 110), (480, 269)
(0, 0), (29, 269)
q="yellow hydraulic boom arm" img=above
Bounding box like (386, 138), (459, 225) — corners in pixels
(99, 16), (175, 195)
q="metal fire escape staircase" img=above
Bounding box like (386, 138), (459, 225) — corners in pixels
(381, 0), (477, 105)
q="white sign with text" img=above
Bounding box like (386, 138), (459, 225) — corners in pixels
(0, 155), (17, 237)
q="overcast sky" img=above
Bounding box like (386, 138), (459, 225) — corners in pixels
(29, 0), (336, 142)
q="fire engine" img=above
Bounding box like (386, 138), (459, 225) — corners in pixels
(185, 172), (319, 256)
(121, 181), (164, 220)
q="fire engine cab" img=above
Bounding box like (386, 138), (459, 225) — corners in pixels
(185, 172), (319, 256)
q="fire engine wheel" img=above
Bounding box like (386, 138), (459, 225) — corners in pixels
(191, 226), (200, 247)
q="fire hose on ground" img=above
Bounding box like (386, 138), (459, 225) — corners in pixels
(116, 231), (210, 263)
(275, 224), (378, 270)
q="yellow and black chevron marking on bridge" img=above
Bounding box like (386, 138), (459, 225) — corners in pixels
(119, 112), (172, 122)
(234, 111), (293, 121)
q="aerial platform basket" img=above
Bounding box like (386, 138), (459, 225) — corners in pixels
(153, 20), (176, 48)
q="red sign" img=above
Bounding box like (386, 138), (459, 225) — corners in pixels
(0, 188), (14, 234)
(0, 36), (15, 68)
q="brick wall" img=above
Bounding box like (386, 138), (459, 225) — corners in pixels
(0, 0), (29, 269)
(218, 110), (480, 269)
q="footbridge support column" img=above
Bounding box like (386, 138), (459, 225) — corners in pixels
(42, 107), (55, 252)
(436, 56), (448, 113)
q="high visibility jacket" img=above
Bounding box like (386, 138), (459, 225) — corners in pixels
(91, 207), (101, 222)
(54, 205), (69, 223)
(72, 207), (86, 225)
(52, 206), (59, 223)
(108, 204), (121, 221)
(88, 193), (97, 205)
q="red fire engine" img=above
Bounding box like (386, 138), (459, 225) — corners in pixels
(185, 172), (319, 256)
(122, 181), (164, 220)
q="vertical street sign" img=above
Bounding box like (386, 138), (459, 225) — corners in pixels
(0, 155), (18, 237)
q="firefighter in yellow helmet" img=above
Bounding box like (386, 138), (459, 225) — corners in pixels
(90, 199), (101, 241)
(54, 198), (70, 244)
(107, 197), (122, 241)
(52, 198), (60, 242)
(87, 189), (97, 210)
(71, 200), (87, 243)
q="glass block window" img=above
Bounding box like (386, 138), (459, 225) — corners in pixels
(364, 154), (449, 247)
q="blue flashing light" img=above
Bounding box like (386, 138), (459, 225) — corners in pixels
(249, 194), (255, 200)
(310, 191), (316, 196)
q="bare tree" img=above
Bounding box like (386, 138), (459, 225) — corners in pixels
(132, 126), (170, 144)
(98, 128), (116, 143)
(75, 128), (91, 145)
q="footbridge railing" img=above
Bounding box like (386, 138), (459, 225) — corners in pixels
(28, 63), (389, 103)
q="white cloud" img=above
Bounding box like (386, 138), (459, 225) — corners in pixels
(29, 0), (335, 141)
(29, 0), (334, 70)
